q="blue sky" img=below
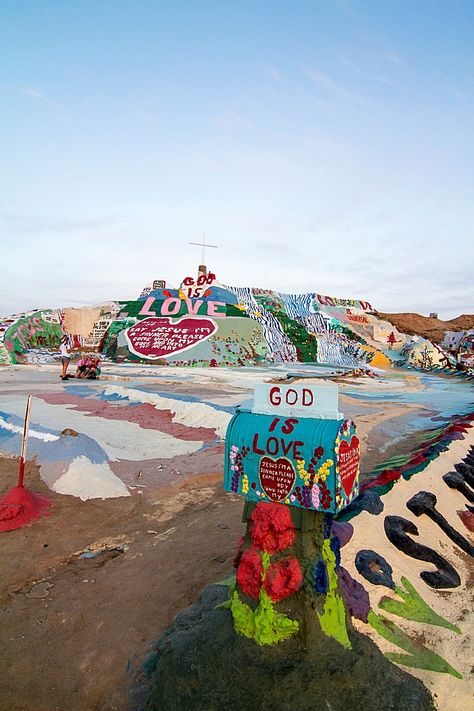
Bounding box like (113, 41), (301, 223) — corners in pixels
(1, 0), (473, 318)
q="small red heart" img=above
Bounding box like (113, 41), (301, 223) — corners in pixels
(259, 456), (296, 502)
(338, 436), (360, 497)
(125, 316), (217, 359)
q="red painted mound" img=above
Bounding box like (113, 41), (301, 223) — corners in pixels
(0, 486), (51, 533)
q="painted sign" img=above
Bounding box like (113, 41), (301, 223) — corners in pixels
(153, 279), (166, 289)
(315, 294), (373, 312)
(224, 410), (359, 513)
(138, 296), (226, 318)
(181, 272), (217, 298)
(125, 316), (217, 359)
(252, 382), (341, 419)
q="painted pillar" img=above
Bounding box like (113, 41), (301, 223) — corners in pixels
(223, 383), (359, 649)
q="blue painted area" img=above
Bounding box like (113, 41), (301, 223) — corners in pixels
(62, 385), (98, 398)
(39, 432), (108, 463)
(313, 560), (329, 593)
(344, 373), (473, 432)
(0, 422), (108, 463)
(330, 536), (341, 568)
(0, 410), (58, 436)
(137, 285), (238, 304)
(224, 410), (359, 513)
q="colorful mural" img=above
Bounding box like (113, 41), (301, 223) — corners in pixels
(0, 279), (469, 375)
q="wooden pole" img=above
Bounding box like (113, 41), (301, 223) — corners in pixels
(18, 395), (32, 489)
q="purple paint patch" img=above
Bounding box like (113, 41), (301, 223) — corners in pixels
(331, 521), (354, 548)
(337, 566), (371, 623)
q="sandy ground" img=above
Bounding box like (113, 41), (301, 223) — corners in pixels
(1, 365), (473, 710)
(0, 459), (244, 711)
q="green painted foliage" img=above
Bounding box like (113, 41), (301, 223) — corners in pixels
(379, 577), (461, 633)
(317, 538), (351, 649)
(368, 610), (462, 679)
(230, 589), (299, 645)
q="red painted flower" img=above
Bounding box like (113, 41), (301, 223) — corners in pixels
(236, 547), (263, 599)
(250, 502), (295, 554)
(263, 557), (303, 602)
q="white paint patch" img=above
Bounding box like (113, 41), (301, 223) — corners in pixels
(0, 416), (59, 442)
(52, 456), (131, 500)
(103, 385), (232, 438)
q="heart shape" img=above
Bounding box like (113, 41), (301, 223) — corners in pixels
(259, 456), (296, 502)
(125, 316), (217, 359)
(338, 436), (360, 497)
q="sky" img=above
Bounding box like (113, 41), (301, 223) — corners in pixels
(1, 0), (473, 319)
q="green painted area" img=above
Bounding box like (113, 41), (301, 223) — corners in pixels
(102, 319), (136, 359)
(230, 551), (299, 645)
(4, 312), (62, 363)
(231, 589), (299, 645)
(368, 610), (463, 679)
(379, 577), (461, 633)
(216, 575), (237, 588)
(317, 539), (351, 649)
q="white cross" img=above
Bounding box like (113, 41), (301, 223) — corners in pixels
(190, 231), (218, 264)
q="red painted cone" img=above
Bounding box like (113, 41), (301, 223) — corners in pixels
(0, 396), (51, 533)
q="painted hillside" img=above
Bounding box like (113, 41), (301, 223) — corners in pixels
(0, 276), (458, 372)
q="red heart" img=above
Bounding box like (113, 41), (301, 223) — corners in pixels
(259, 456), (296, 502)
(338, 436), (360, 497)
(125, 316), (217, 359)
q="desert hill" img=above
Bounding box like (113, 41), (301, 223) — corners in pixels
(377, 312), (474, 343)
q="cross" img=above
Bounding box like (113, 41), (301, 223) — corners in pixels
(190, 231), (218, 264)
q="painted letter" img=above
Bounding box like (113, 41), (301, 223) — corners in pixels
(139, 297), (156, 316)
(384, 515), (460, 589)
(281, 418), (298, 435)
(161, 298), (181, 316)
(269, 387), (281, 406)
(252, 433), (265, 455)
(207, 301), (226, 317)
(185, 298), (203, 315)
(406, 491), (474, 557)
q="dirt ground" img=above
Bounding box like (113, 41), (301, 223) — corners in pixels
(0, 457), (244, 711)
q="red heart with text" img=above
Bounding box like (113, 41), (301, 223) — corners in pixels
(125, 316), (217, 359)
(259, 456), (296, 502)
(338, 436), (360, 497)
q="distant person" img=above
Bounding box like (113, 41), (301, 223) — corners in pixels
(87, 356), (101, 379)
(59, 335), (71, 380)
(76, 354), (92, 378)
(76, 355), (101, 379)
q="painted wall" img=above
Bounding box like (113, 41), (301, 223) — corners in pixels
(0, 284), (463, 373)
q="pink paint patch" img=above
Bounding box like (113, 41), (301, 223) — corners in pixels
(0, 487), (51, 533)
(37, 393), (216, 442)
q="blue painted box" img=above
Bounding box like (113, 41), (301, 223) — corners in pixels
(224, 410), (359, 513)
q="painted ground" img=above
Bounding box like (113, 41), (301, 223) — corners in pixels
(0, 362), (473, 710)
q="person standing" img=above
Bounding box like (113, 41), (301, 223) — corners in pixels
(59, 335), (71, 379)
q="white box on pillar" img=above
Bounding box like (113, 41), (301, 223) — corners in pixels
(252, 382), (342, 420)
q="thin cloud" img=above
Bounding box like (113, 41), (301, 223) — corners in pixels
(337, 52), (393, 86)
(303, 67), (389, 112)
(210, 111), (252, 129)
(262, 65), (285, 82)
(0, 212), (117, 234)
(20, 87), (64, 113)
